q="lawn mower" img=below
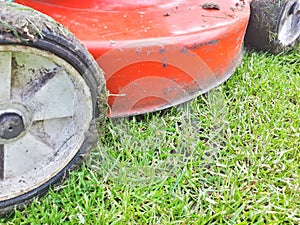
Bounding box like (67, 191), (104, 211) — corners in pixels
(0, 0), (299, 214)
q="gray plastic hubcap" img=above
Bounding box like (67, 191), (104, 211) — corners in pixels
(278, 0), (300, 46)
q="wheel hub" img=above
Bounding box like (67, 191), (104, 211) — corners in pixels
(0, 112), (25, 140)
(0, 45), (94, 202)
(0, 103), (32, 144)
(278, 0), (300, 46)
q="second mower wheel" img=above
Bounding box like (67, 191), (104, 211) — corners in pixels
(245, 0), (300, 53)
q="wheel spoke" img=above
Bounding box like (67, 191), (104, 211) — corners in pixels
(4, 133), (54, 179)
(0, 52), (12, 102)
(27, 72), (75, 121)
(30, 117), (76, 150)
(22, 67), (62, 101)
(0, 144), (4, 180)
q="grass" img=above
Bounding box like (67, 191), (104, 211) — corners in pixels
(1, 48), (300, 224)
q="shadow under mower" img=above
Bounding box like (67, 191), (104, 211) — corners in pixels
(0, 0), (299, 214)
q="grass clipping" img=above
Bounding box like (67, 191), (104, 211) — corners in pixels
(0, 2), (70, 41)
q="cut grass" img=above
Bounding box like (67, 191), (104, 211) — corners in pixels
(1, 48), (299, 224)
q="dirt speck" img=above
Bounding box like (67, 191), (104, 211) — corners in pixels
(201, 2), (220, 10)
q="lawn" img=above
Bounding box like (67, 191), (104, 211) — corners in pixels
(1, 48), (299, 224)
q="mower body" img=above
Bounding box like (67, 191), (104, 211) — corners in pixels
(15, 0), (251, 117)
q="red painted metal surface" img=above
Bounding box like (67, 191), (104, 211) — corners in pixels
(15, 0), (250, 117)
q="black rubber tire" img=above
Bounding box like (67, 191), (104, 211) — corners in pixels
(245, 0), (300, 53)
(0, 3), (106, 215)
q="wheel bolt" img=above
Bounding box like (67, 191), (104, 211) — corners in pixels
(0, 113), (25, 139)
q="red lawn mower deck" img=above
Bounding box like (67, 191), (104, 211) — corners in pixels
(15, 0), (250, 117)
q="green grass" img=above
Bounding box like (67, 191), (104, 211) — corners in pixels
(1, 48), (300, 224)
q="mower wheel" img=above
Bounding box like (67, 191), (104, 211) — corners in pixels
(0, 3), (106, 214)
(245, 0), (300, 53)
